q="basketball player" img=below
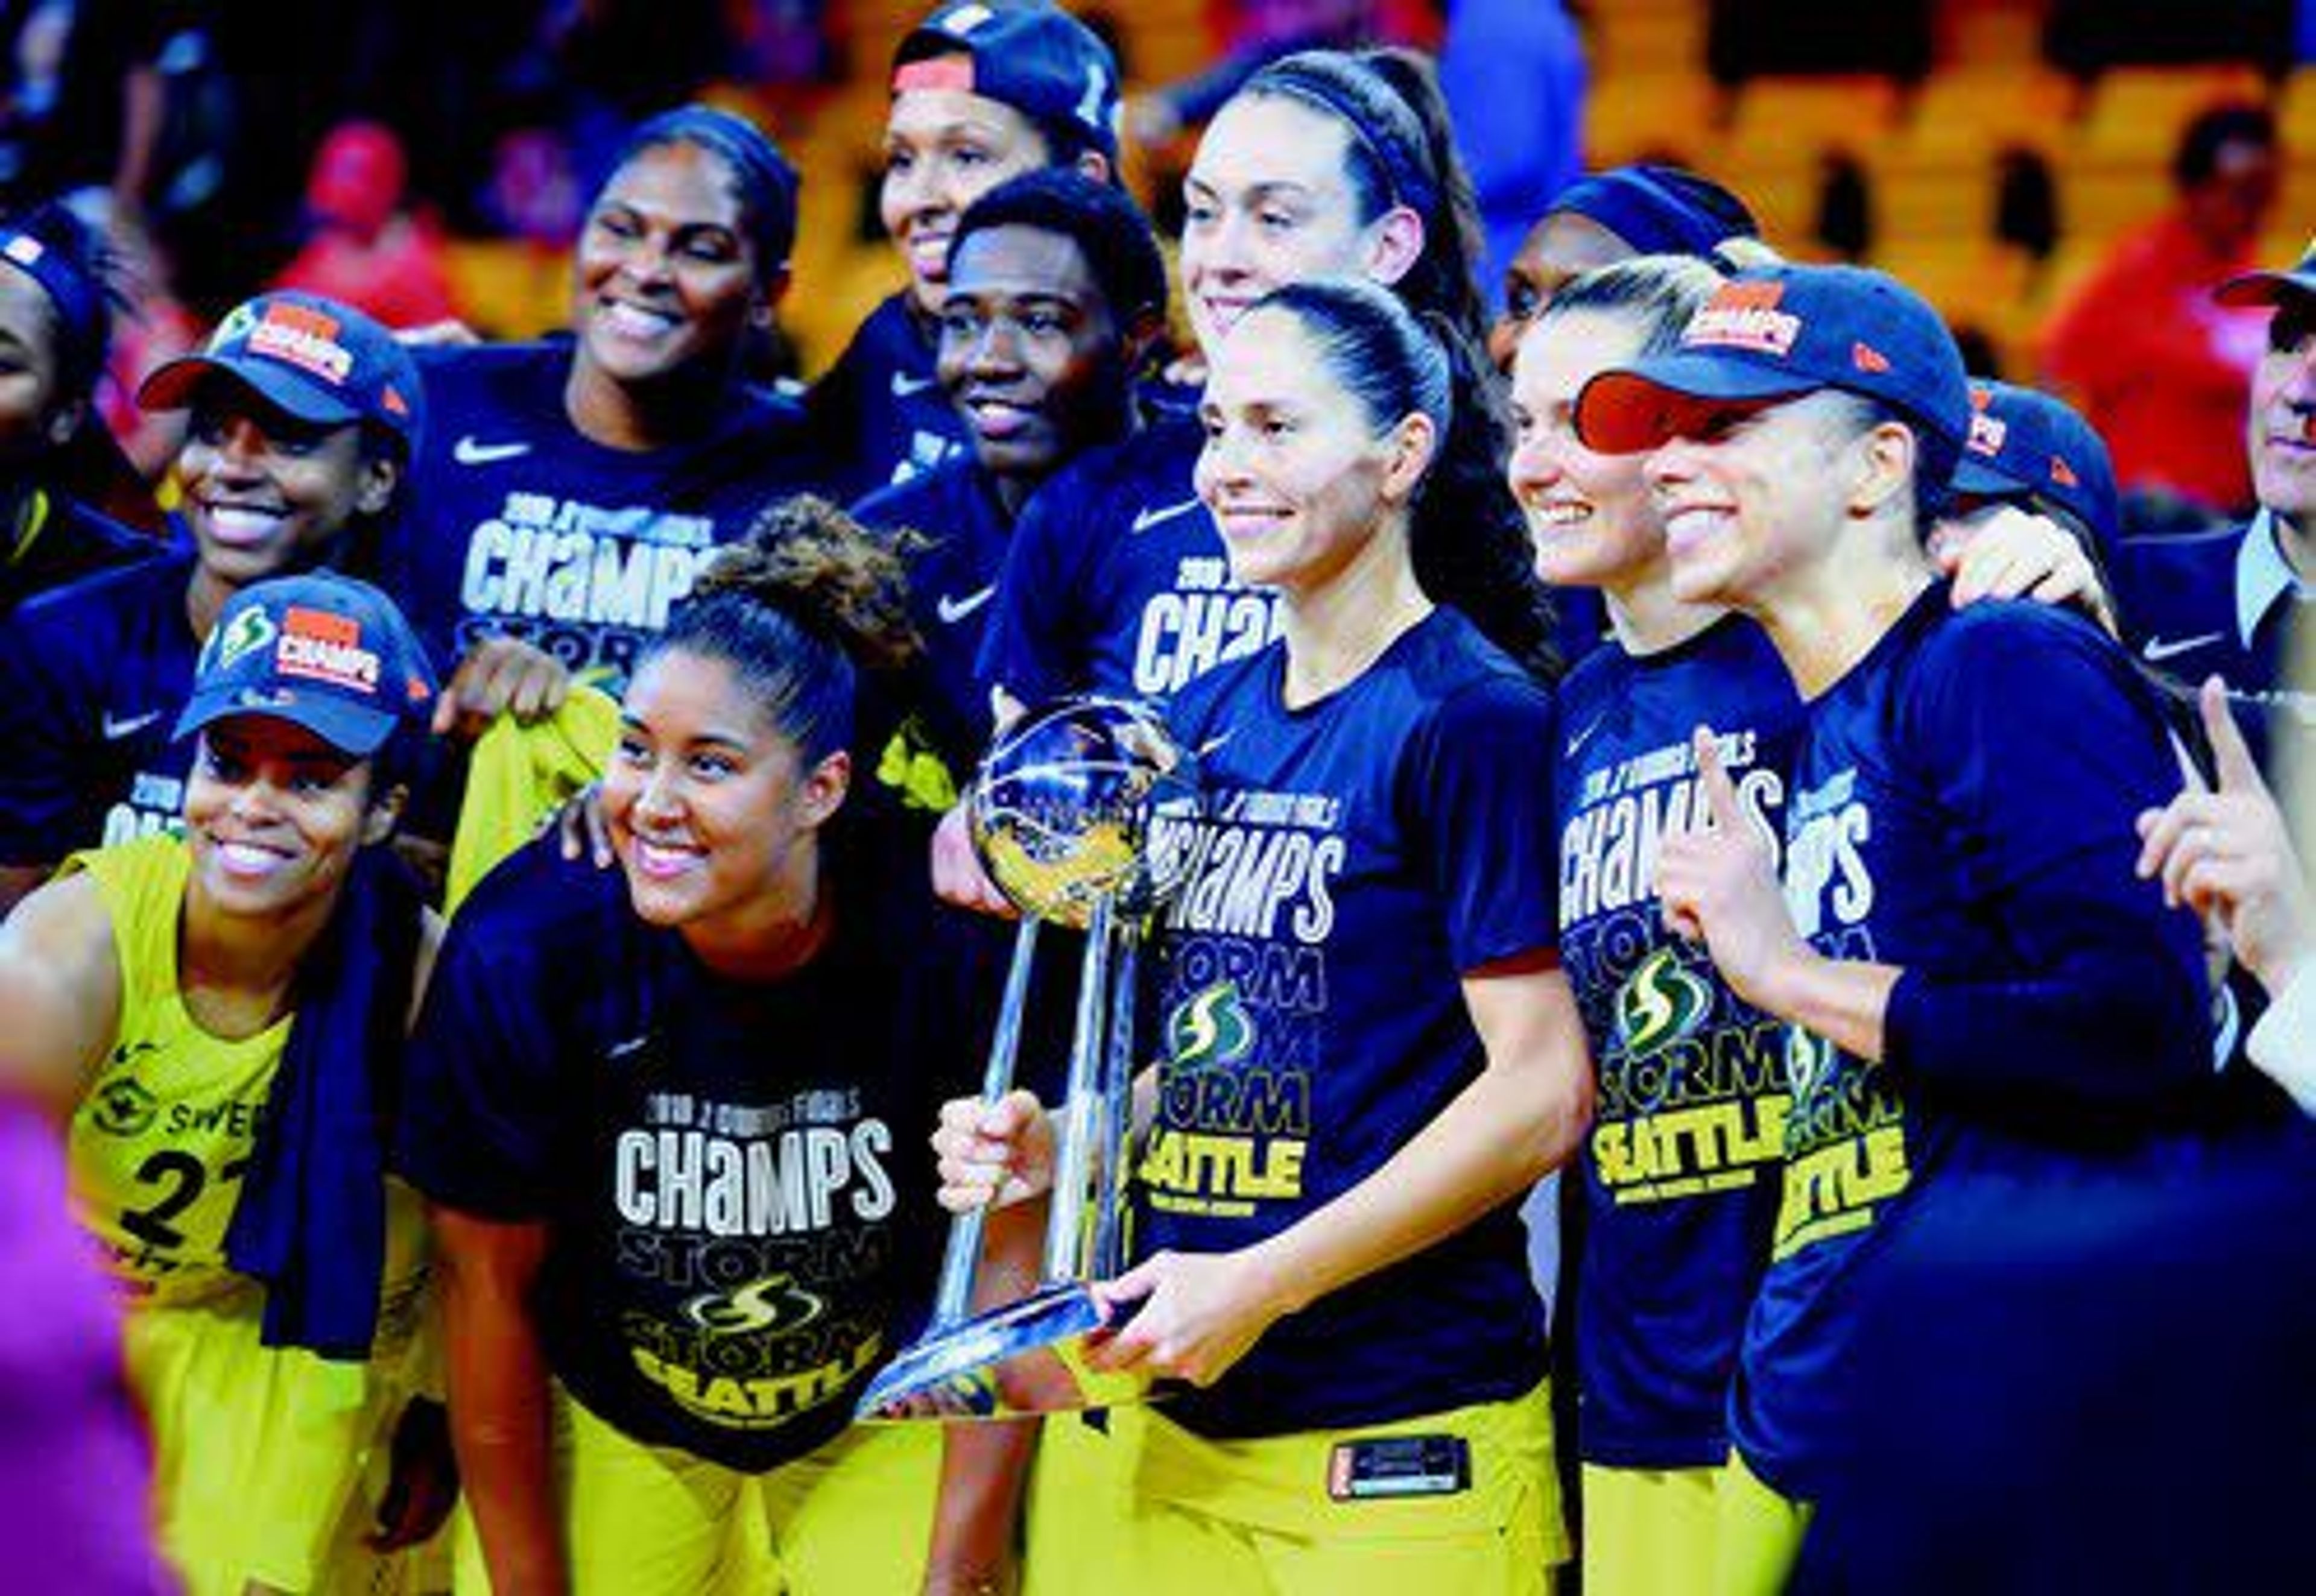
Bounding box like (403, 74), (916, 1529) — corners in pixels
(855, 166), (1168, 801)
(975, 47), (1516, 719)
(0, 572), (446, 1594)
(391, 105), (820, 718)
(811, 0), (1123, 500)
(940, 281), (1578, 1594)
(1516, 257), (2116, 1594)
(401, 498), (1034, 1595)
(0, 289), (422, 917)
(1578, 262), (2214, 1589)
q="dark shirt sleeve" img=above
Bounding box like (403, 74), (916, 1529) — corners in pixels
(1882, 610), (2210, 1108)
(395, 863), (575, 1219)
(1402, 672), (1562, 971)
(0, 610), (92, 865)
(804, 327), (875, 506)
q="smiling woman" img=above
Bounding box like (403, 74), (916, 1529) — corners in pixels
(974, 45), (1519, 721)
(399, 496), (1037, 1596)
(854, 166), (1169, 810)
(807, 0), (1123, 502)
(0, 572), (449, 1595)
(1572, 263), (2222, 1588)
(937, 282), (1584, 1594)
(0, 290), (422, 920)
(389, 105), (823, 718)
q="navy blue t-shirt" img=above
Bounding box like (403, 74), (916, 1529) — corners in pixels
(1142, 607), (1558, 1438)
(1736, 587), (2212, 1500)
(397, 825), (995, 1473)
(978, 415), (1282, 707)
(1, 488), (158, 618)
(0, 547), (200, 864)
(853, 459), (1013, 777)
(393, 341), (821, 691)
(1555, 615), (1802, 1469)
(807, 294), (969, 504)
(1794, 1117), (2316, 1594)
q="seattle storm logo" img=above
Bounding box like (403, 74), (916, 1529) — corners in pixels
(1614, 949), (1713, 1058)
(1785, 1026), (1835, 1103)
(1166, 980), (1255, 1069)
(681, 1273), (824, 1339)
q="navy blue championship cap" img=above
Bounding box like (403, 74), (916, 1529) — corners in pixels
(895, 1), (1121, 166)
(2213, 233), (2316, 309)
(177, 573), (438, 757)
(137, 291), (424, 455)
(1954, 380), (2122, 547)
(1551, 163), (1761, 260)
(1574, 263), (1972, 472)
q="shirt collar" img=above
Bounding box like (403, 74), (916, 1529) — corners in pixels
(2236, 509), (2314, 647)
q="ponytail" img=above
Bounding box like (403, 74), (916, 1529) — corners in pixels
(1356, 48), (1490, 351)
(1408, 307), (1557, 681)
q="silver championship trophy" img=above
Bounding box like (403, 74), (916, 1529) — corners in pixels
(858, 696), (1195, 1421)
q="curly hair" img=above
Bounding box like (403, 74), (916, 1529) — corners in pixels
(649, 495), (922, 761)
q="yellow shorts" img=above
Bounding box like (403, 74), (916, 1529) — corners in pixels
(125, 1287), (393, 1595)
(1580, 1463), (1725, 1596)
(1063, 1379), (1565, 1596)
(454, 1389), (941, 1595)
(1022, 1413), (1140, 1596)
(1711, 1449), (1814, 1596)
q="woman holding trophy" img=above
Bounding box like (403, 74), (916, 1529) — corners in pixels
(937, 278), (1591, 1595)
(397, 496), (1031, 1595)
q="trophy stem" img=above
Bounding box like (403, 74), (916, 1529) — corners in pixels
(930, 916), (1042, 1330)
(1043, 894), (1115, 1284)
(1093, 921), (1139, 1281)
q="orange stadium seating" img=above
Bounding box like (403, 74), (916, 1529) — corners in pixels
(446, 1), (2311, 384)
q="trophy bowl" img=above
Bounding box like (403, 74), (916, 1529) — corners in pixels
(858, 697), (1198, 1423)
(968, 695), (1196, 928)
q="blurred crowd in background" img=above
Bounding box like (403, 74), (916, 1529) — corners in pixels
(8, 1), (2315, 534)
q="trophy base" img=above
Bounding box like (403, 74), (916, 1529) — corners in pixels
(855, 1282), (1150, 1421)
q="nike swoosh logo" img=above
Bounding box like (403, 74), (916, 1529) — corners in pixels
(452, 436), (533, 465)
(936, 585), (996, 625)
(2141, 631), (2226, 663)
(607, 1035), (652, 1062)
(101, 709), (164, 740)
(1131, 497), (1204, 535)
(1564, 716), (1606, 760)
(890, 371), (939, 397)
(1196, 731), (1233, 759)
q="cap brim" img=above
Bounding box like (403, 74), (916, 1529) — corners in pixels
(2213, 267), (2316, 309)
(174, 689), (399, 758)
(136, 353), (366, 427)
(1575, 355), (1819, 454)
(1951, 455), (2022, 498)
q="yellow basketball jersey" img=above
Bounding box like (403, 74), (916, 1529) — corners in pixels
(64, 835), (450, 1594)
(68, 835), (286, 1308)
